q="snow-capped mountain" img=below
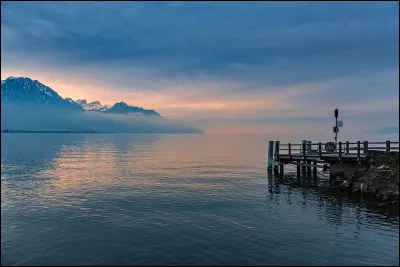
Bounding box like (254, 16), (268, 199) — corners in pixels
(1, 76), (162, 117)
(1, 77), (82, 111)
(75, 99), (110, 111)
(104, 102), (161, 117)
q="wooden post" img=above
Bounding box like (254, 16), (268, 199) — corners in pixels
(339, 141), (342, 160)
(386, 140), (390, 153)
(268, 141), (274, 169)
(313, 161), (317, 179)
(307, 160), (311, 177)
(288, 143), (292, 160)
(297, 160), (300, 178)
(275, 141), (280, 160)
(318, 142), (322, 159)
(280, 162), (284, 180)
(307, 141), (312, 153)
(302, 141), (307, 175)
(357, 141), (361, 162)
(363, 141), (368, 154)
(346, 141), (349, 154)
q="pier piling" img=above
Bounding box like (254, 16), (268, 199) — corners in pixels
(307, 160), (311, 177)
(312, 162), (317, 178)
(268, 141), (274, 170)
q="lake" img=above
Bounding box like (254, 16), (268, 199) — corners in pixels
(1, 133), (399, 266)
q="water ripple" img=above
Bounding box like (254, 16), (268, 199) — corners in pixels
(1, 133), (399, 266)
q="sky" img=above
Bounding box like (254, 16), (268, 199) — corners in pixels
(1, 1), (399, 135)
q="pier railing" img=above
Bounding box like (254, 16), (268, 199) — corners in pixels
(273, 140), (399, 162)
(268, 140), (399, 177)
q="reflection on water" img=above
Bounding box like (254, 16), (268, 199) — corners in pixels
(1, 133), (399, 266)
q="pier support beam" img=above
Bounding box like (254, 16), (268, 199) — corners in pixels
(313, 162), (317, 179)
(297, 160), (300, 178)
(307, 160), (311, 177)
(279, 162), (284, 180)
(301, 162), (306, 177)
(268, 141), (274, 171)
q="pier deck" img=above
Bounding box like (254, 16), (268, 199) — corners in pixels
(268, 140), (399, 179)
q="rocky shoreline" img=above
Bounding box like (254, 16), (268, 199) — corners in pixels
(332, 151), (399, 205)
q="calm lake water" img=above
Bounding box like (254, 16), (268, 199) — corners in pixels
(1, 133), (399, 266)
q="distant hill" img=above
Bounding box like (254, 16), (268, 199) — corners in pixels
(104, 102), (161, 117)
(1, 76), (203, 133)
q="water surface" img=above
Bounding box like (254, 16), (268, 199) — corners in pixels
(1, 133), (399, 266)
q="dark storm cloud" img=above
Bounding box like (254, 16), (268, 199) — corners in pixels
(2, 1), (398, 88)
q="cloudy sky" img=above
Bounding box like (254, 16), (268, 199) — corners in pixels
(1, 1), (399, 134)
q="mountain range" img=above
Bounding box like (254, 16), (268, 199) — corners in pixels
(1, 76), (202, 133)
(1, 76), (161, 117)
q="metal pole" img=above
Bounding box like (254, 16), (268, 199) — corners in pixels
(335, 116), (338, 152)
(334, 108), (338, 152)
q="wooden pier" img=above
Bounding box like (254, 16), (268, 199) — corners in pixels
(268, 140), (399, 179)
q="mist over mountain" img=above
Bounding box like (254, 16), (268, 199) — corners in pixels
(1, 76), (203, 133)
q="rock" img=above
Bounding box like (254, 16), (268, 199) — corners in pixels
(338, 180), (350, 189)
(365, 185), (378, 195)
(352, 182), (361, 193)
(376, 189), (397, 202)
(360, 183), (367, 194)
(378, 200), (399, 207)
(379, 201), (391, 207)
(377, 165), (389, 170)
(331, 180), (344, 186)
